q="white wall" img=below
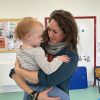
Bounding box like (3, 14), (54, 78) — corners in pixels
(0, 0), (99, 39)
(0, 0), (99, 40)
(0, 0), (98, 23)
(96, 0), (100, 42)
(0, 0), (99, 92)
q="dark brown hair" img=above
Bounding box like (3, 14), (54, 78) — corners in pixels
(43, 10), (79, 52)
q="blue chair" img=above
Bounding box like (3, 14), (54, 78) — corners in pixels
(69, 66), (88, 90)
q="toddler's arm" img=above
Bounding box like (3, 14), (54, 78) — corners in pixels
(33, 47), (70, 75)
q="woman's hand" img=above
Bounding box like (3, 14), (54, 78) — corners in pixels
(37, 88), (61, 100)
(15, 58), (21, 70)
(15, 58), (21, 74)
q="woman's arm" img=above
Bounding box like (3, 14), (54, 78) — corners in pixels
(12, 73), (33, 94)
(15, 59), (39, 84)
(15, 60), (61, 100)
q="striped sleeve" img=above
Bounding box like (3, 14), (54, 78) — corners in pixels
(33, 47), (62, 75)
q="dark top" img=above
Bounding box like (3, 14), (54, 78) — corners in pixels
(38, 43), (79, 94)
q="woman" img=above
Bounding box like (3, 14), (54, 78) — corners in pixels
(11, 9), (79, 100)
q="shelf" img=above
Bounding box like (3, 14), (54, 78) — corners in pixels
(0, 50), (16, 53)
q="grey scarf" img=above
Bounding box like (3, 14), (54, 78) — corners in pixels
(45, 42), (67, 55)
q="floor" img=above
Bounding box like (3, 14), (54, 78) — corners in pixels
(70, 87), (100, 100)
(0, 87), (100, 100)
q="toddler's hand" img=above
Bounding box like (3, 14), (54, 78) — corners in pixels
(58, 55), (70, 63)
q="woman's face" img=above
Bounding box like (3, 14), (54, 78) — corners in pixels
(48, 19), (65, 45)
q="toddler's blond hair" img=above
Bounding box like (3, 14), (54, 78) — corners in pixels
(15, 17), (43, 40)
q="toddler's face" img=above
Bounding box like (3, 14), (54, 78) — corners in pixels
(31, 25), (44, 46)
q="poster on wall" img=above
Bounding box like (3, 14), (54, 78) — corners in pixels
(45, 16), (96, 85)
(0, 19), (22, 52)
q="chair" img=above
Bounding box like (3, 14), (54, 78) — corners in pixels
(69, 66), (88, 90)
(95, 66), (100, 93)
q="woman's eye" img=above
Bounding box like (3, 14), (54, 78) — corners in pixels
(53, 30), (58, 34)
(48, 27), (58, 34)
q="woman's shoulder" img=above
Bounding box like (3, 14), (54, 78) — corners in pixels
(68, 50), (78, 57)
(58, 48), (79, 61)
(56, 47), (78, 56)
(67, 50), (79, 64)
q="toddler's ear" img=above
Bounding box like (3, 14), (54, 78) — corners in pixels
(25, 33), (32, 40)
